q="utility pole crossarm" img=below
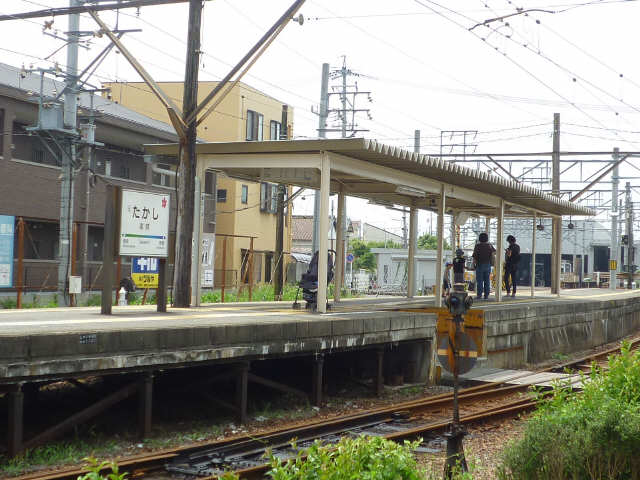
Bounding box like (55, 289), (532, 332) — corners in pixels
(486, 155), (520, 183)
(88, 10), (187, 139)
(0, 0), (191, 21)
(189, 0), (306, 127)
(570, 154), (630, 203)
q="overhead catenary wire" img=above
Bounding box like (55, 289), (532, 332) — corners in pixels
(412, 0), (640, 150)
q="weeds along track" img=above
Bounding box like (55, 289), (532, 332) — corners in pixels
(16, 336), (640, 480)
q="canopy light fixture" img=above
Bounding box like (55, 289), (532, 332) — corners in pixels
(395, 185), (426, 197)
(367, 199), (395, 208)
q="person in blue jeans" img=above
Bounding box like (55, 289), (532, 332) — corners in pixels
(472, 232), (496, 300)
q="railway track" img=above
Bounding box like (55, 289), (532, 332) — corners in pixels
(16, 336), (640, 480)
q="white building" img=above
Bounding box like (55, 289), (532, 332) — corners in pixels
(371, 248), (437, 294)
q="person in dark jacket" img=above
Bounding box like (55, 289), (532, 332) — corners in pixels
(472, 232), (495, 300)
(504, 235), (521, 297)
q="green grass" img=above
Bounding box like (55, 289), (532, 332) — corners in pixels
(0, 294), (59, 309)
(0, 284), (360, 309)
(0, 420), (227, 477)
(201, 283), (359, 304)
(0, 438), (122, 477)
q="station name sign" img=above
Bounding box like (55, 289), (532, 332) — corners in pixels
(119, 189), (170, 257)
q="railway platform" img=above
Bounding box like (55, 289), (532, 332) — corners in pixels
(1, 288), (640, 456)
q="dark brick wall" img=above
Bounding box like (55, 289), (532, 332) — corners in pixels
(0, 92), (178, 258)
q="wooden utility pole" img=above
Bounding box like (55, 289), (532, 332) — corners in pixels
(173, 0), (203, 307)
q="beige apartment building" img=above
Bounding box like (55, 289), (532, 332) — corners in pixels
(104, 81), (294, 288)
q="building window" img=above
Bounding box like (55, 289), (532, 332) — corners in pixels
(152, 163), (174, 187)
(260, 182), (276, 213)
(217, 188), (227, 203)
(0, 108), (4, 154)
(260, 183), (269, 211)
(270, 120), (281, 140)
(119, 164), (130, 179)
(241, 184), (248, 204)
(246, 110), (264, 141)
(31, 148), (45, 164)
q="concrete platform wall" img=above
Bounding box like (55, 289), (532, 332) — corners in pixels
(0, 311), (436, 383)
(484, 296), (640, 368)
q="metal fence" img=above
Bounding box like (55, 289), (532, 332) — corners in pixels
(214, 269), (238, 289)
(2, 259), (175, 292)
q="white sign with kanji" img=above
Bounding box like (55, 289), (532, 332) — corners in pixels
(120, 190), (170, 257)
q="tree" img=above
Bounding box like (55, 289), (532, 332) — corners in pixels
(350, 239), (377, 271)
(417, 233), (450, 250)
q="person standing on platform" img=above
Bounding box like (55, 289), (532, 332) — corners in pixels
(442, 262), (452, 298)
(504, 235), (521, 297)
(472, 232), (495, 300)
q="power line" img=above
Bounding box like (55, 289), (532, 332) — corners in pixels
(308, 0), (547, 122)
(413, 0), (640, 150)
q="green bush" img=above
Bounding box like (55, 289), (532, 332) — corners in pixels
(200, 284), (356, 304)
(0, 298), (17, 309)
(77, 457), (127, 480)
(85, 295), (102, 306)
(265, 436), (423, 480)
(498, 341), (640, 480)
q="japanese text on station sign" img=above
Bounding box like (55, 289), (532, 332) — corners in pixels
(131, 257), (159, 288)
(120, 190), (170, 257)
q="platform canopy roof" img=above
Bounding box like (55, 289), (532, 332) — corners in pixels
(146, 138), (594, 218)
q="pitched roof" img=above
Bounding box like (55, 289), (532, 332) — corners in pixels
(146, 138), (594, 217)
(292, 215), (313, 241)
(0, 62), (177, 140)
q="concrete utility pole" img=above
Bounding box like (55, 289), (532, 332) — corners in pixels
(551, 113), (561, 295)
(414, 129), (421, 154)
(402, 211), (408, 248)
(610, 148), (619, 290)
(274, 105), (289, 300)
(58, 0), (80, 304)
(340, 61), (348, 138)
(626, 181), (634, 288)
(311, 63), (330, 255)
(173, 0), (203, 307)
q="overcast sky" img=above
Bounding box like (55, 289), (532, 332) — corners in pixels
(2, 0), (640, 238)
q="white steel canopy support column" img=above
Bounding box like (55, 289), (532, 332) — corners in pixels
(407, 206), (418, 298)
(317, 153), (331, 313)
(334, 189), (345, 303)
(496, 200), (505, 302)
(531, 212), (537, 298)
(435, 185), (446, 308)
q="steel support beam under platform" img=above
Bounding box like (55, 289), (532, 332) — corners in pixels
(235, 363), (249, 424)
(312, 354), (324, 407)
(7, 385), (23, 458)
(138, 373), (153, 439)
(376, 348), (385, 397)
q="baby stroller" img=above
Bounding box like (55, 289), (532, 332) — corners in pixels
(293, 250), (335, 311)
